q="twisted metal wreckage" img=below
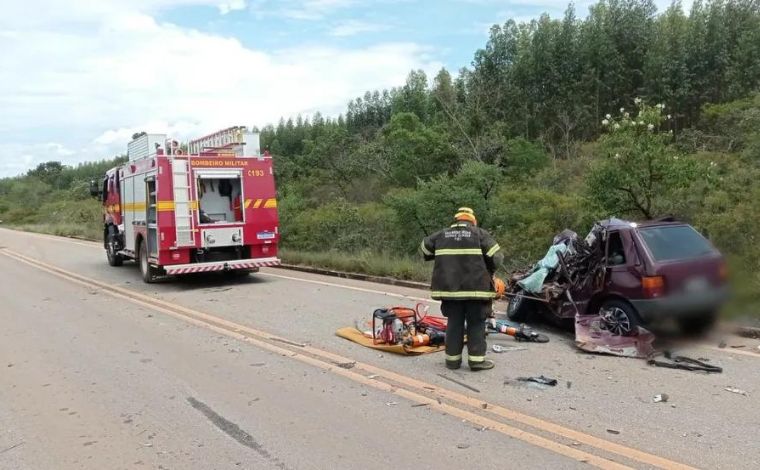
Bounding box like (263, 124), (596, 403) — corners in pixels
(504, 222), (723, 373)
(506, 223), (657, 358)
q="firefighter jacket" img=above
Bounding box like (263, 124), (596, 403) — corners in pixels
(420, 222), (502, 300)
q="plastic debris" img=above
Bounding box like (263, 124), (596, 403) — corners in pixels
(492, 344), (528, 353)
(516, 375), (558, 386)
(606, 429), (621, 435)
(724, 387), (748, 396)
(653, 394), (669, 403)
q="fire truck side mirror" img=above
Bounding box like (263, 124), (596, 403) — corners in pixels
(89, 180), (101, 198)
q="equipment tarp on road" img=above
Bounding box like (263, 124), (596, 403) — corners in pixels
(335, 327), (445, 355)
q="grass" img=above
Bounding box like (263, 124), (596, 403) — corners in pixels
(11, 222), (101, 241)
(279, 249), (432, 283)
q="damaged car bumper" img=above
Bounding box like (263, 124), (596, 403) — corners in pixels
(630, 285), (729, 322)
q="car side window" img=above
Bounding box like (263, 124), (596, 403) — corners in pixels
(607, 231), (626, 266)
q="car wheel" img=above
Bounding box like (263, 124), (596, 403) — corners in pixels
(106, 226), (123, 267)
(598, 299), (641, 336)
(678, 312), (717, 337)
(139, 242), (157, 283)
(507, 289), (534, 322)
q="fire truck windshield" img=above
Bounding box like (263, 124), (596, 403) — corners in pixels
(196, 175), (243, 224)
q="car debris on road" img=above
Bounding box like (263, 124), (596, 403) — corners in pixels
(724, 387), (748, 396)
(647, 351), (723, 373)
(516, 375), (558, 387)
(491, 344), (527, 353)
(653, 394), (669, 403)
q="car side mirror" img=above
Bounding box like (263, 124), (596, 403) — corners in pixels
(89, 180), (101, 198)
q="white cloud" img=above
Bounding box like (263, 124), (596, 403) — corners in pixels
(329, 19), (389, 37)
(0, 1), (441, 177)
(251, 0), (356, 21)
(218, 0), (247, 14)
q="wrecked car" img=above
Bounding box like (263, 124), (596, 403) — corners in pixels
(506, 218), (728, 336)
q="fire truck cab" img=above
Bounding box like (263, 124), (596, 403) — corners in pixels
(95, 127), (280, 283)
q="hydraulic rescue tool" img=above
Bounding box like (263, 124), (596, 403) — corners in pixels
(486, 318), (550, 343)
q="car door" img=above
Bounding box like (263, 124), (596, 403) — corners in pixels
(603, 230), (642, 298)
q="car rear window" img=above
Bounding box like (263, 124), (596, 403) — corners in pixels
(638, 225), (715, 262)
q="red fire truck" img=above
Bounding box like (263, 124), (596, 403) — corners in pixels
(92, 127), (280, 283)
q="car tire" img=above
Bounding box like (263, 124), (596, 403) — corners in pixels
(106, 226), (123, 267)
(598, 299), (641, 337)
(139, 241), (158, 283)
(507, 289), (534, 322)
(678, 312), (717, 337)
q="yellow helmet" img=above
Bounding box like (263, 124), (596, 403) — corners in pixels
(454, 207), (477, 225)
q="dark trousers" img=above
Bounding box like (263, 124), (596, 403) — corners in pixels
(441, 300), (490, 363)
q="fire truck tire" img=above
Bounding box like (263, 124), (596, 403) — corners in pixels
(139, 241), (158, 283)
(106, 226), (124, 267)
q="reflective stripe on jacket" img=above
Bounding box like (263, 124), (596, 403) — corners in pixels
(421, 222), (502, 301)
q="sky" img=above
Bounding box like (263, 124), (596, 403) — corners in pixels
(0, 0), (678, 177)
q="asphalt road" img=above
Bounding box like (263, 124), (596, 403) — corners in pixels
(0, 227), (758, 470)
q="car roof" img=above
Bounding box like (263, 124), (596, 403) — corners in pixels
(597, 217), (687, 230)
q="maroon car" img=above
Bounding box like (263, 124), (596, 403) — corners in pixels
(507, 218), (729, 335)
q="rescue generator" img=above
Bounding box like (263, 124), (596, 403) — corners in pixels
(91, 127), (280, 283)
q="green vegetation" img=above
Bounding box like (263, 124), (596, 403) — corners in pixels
(1, 0), (759, 316)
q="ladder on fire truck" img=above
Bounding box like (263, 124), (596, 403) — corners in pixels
(172, 159), (195, 246)
(188, 126), (245, 155)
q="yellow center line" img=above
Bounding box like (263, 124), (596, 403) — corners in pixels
(0, 247), (696, 470)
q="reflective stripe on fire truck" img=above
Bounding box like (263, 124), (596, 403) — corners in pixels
(163, 257), (281, 275)
(247, 198), (276, 209)
(150, 201), (199, 212)
(122, 202), (147, 211)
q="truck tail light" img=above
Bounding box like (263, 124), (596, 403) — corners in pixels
(642, 276), (665, 298)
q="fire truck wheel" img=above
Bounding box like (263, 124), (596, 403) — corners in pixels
(139, 241), (158, 283)
(106, 227), (123, 267)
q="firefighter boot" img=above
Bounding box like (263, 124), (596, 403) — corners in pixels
(445, 355), (462, 370)
(469, 359), (495, 371)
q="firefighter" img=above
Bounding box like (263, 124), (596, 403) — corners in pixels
(420, 208), (503, 371)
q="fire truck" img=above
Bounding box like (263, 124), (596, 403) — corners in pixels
(92, 127), (280, 283)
